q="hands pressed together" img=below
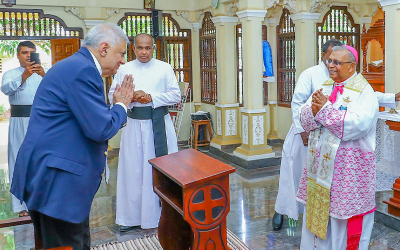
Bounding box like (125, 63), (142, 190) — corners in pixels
(113, 74), (135, 108)
(312, 88), (329, 116)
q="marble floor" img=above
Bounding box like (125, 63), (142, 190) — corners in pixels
(1, 123), (400, 249)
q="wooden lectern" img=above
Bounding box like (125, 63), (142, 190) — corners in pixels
(383, 121), (400, 216)
(149, 148), (236, 250)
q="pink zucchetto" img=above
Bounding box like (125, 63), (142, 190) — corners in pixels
(342, 45), (358, 64)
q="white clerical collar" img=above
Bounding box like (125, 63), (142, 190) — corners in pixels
(135, 58), (154, 67)
(88, 50), (102, 76)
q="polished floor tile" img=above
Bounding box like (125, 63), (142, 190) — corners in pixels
(1, 140), (400, 249)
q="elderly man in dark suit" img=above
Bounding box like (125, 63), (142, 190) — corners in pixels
(10, 23), (134, 250)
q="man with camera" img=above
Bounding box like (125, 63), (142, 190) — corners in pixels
(1, 41), (45, 217)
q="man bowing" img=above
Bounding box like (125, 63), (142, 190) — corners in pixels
(11, 23), (134, 249)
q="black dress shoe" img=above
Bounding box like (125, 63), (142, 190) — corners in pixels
(120, 226), (137, 232)
(272, 212), (284, 231)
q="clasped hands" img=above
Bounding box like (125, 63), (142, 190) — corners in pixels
(132, 90), (152, 104)
(312, 88), (329, 116)
(112, 74), (152, 108)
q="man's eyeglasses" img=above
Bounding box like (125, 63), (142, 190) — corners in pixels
(326, 59), (353, 66)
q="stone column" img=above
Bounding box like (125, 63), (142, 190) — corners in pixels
(265, 17), (279, 143)
(191, 22), (202, 112)
(233, 9), (276, 161)
(267, 101), (280, 142)
(290, 12), (321, 73)
(360, 16), (372, 68)
(379, 0), (400, 94)
(210, 16), (242, 148)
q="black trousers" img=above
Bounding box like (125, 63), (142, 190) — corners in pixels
(29, 210), (90, 250)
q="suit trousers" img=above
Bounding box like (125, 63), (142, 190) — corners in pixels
(29, 210), (90, 250)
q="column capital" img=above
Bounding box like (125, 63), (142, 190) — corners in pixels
(84, 19), (104, 27)
(236, 9), (268, 19)
(212, 16), (239, 24)
(263, 76), (275, 82)
(290, 12), (321, 21)
(215, 103), (239, 108)
(361, 17), (372, 24)
(191, 23), (200, 30)
(379, 0), (400, 7)
(240, 107), (267, 114)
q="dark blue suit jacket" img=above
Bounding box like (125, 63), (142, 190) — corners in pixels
(11, 47), (127, 223)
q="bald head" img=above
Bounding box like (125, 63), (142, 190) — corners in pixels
(134, 33), (155, 47)
(133, 33), (155, 63)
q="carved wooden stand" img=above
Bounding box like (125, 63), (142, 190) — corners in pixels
(149, 148), (236, 250)
(382, 121), (400, 217)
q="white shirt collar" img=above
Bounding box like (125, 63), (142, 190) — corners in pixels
(134, 58), (154, 67)
(88, 50), (102, 76)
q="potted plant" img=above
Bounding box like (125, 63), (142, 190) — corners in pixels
(0, 104), (6, 121)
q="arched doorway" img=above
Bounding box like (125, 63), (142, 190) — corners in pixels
(117, 12), (192, 85)
(316, 6), (360, 70)
(0, 8), (83, 65)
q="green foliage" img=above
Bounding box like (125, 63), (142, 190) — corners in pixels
(4, 233), (16, 250)
(0, 104), (6, 115)
(0, 40), (51, 58)
(0, 40), (19, 58)
(35, 41), (51, 55)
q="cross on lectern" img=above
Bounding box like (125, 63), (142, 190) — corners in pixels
(189, 185), (227, 225)
(149, 148), (236, 250)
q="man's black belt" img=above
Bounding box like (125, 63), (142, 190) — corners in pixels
(127, 106), (169, 157)
(11, 105), (32, 117)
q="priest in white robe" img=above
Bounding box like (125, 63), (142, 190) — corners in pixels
(273, 40), (399, 230)
(1, 41), (45, 216)
(297, 45), (377, 250)
(109, 33), (180, 231)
